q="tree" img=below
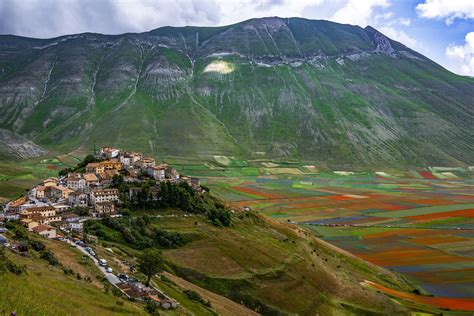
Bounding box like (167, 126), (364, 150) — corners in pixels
(138, 249), (164, 285)
(111, 174), (124, 188)
(59, 167), (72, 177)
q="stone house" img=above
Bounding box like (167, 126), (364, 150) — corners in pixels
(95, 201), (116, 216)
(32, 225), (57, 239)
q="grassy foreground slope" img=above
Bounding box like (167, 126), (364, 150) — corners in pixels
(0, 242), (147, 315)
(91, 212), (433, 315)
(0, 203), (459, 315)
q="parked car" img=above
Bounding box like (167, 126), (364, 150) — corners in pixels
(99, 259), (107, 267)
(117, 274), (129, 282)
(106, 267), (113, 273)
(127, 277), (138, 283)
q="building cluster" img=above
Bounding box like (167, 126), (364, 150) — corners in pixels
(116, 274), (178, 309)
(2, 146), (200, 239)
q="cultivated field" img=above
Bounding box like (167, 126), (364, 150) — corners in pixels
(192, 164), (474, 310)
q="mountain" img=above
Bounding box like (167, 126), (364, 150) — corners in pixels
(0, 17), (473, 167)
(0, 128), (46, 159)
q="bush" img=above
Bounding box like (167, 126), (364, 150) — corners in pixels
(144, 299), (160, 315)
(183, 289), (212, 307)
(160, 274), (175, 285)
(63, 267), (74, 275)
(40, 250), (60, 266)
(206, 208), (231, 227)
(5, 261), (26, 275)
(71, 206), (90, 216)
(30, 240), (46, 251)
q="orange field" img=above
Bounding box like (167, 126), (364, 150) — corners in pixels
(406, 208), (474, 221)
(410, 235), (470, 245)
(365, 280), (474, 311)
(357, 248), (470, 266)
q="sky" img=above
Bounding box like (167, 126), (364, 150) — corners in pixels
(0, 0), (473, 76)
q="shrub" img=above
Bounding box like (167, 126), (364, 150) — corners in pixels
(40, 250), (60, 266)
(206, 208), (231, 227)
(63, 267), (74, 275)
(144, 299), (160, 314)
(183, 289), (212, 307)
(30, 240), (45, 251)
(160, 274), (175, 285)
(6, 261), (26, 275)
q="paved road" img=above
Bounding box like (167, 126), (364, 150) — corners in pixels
(64, 239), (120, 284)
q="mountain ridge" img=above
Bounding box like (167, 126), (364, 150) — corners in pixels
(0, 17), (473, 167)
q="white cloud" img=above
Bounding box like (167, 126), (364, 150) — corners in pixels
(446, 32), (474, 76)
(379, 12), (394, 20)
(371, 15), (416, 50)
(329, 0), (391, 26)
(378, 26), (418, 49)
(0, 0), (395, 38)
(416, 0), (474, 24)
(398, 18), (411, 26)
(0, 0), (223, 38)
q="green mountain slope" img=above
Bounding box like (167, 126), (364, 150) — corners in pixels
(0, 17), (473, 166)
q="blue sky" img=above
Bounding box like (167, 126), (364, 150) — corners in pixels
(0, 0), (473, 76)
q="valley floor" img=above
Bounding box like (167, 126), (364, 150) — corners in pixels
(174, 158), (474, 309)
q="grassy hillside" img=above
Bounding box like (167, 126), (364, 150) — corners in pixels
(0, 224), (242, 316)
(0, 238), (147, 315)
(85, 211), (447, 315)
(0, 17), (472, 166)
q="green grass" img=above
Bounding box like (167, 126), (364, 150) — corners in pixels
(370, 203), (474, 218)
(0, 251), (147, 315)
(303, 225), (353, 237)
(151, 277), (215, 316)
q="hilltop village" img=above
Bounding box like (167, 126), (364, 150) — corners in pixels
(2, 147), (201, 239)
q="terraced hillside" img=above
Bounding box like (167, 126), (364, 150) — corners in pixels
(0, 17), (473, 167)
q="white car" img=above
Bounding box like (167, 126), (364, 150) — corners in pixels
(106, 267), (113, 273)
